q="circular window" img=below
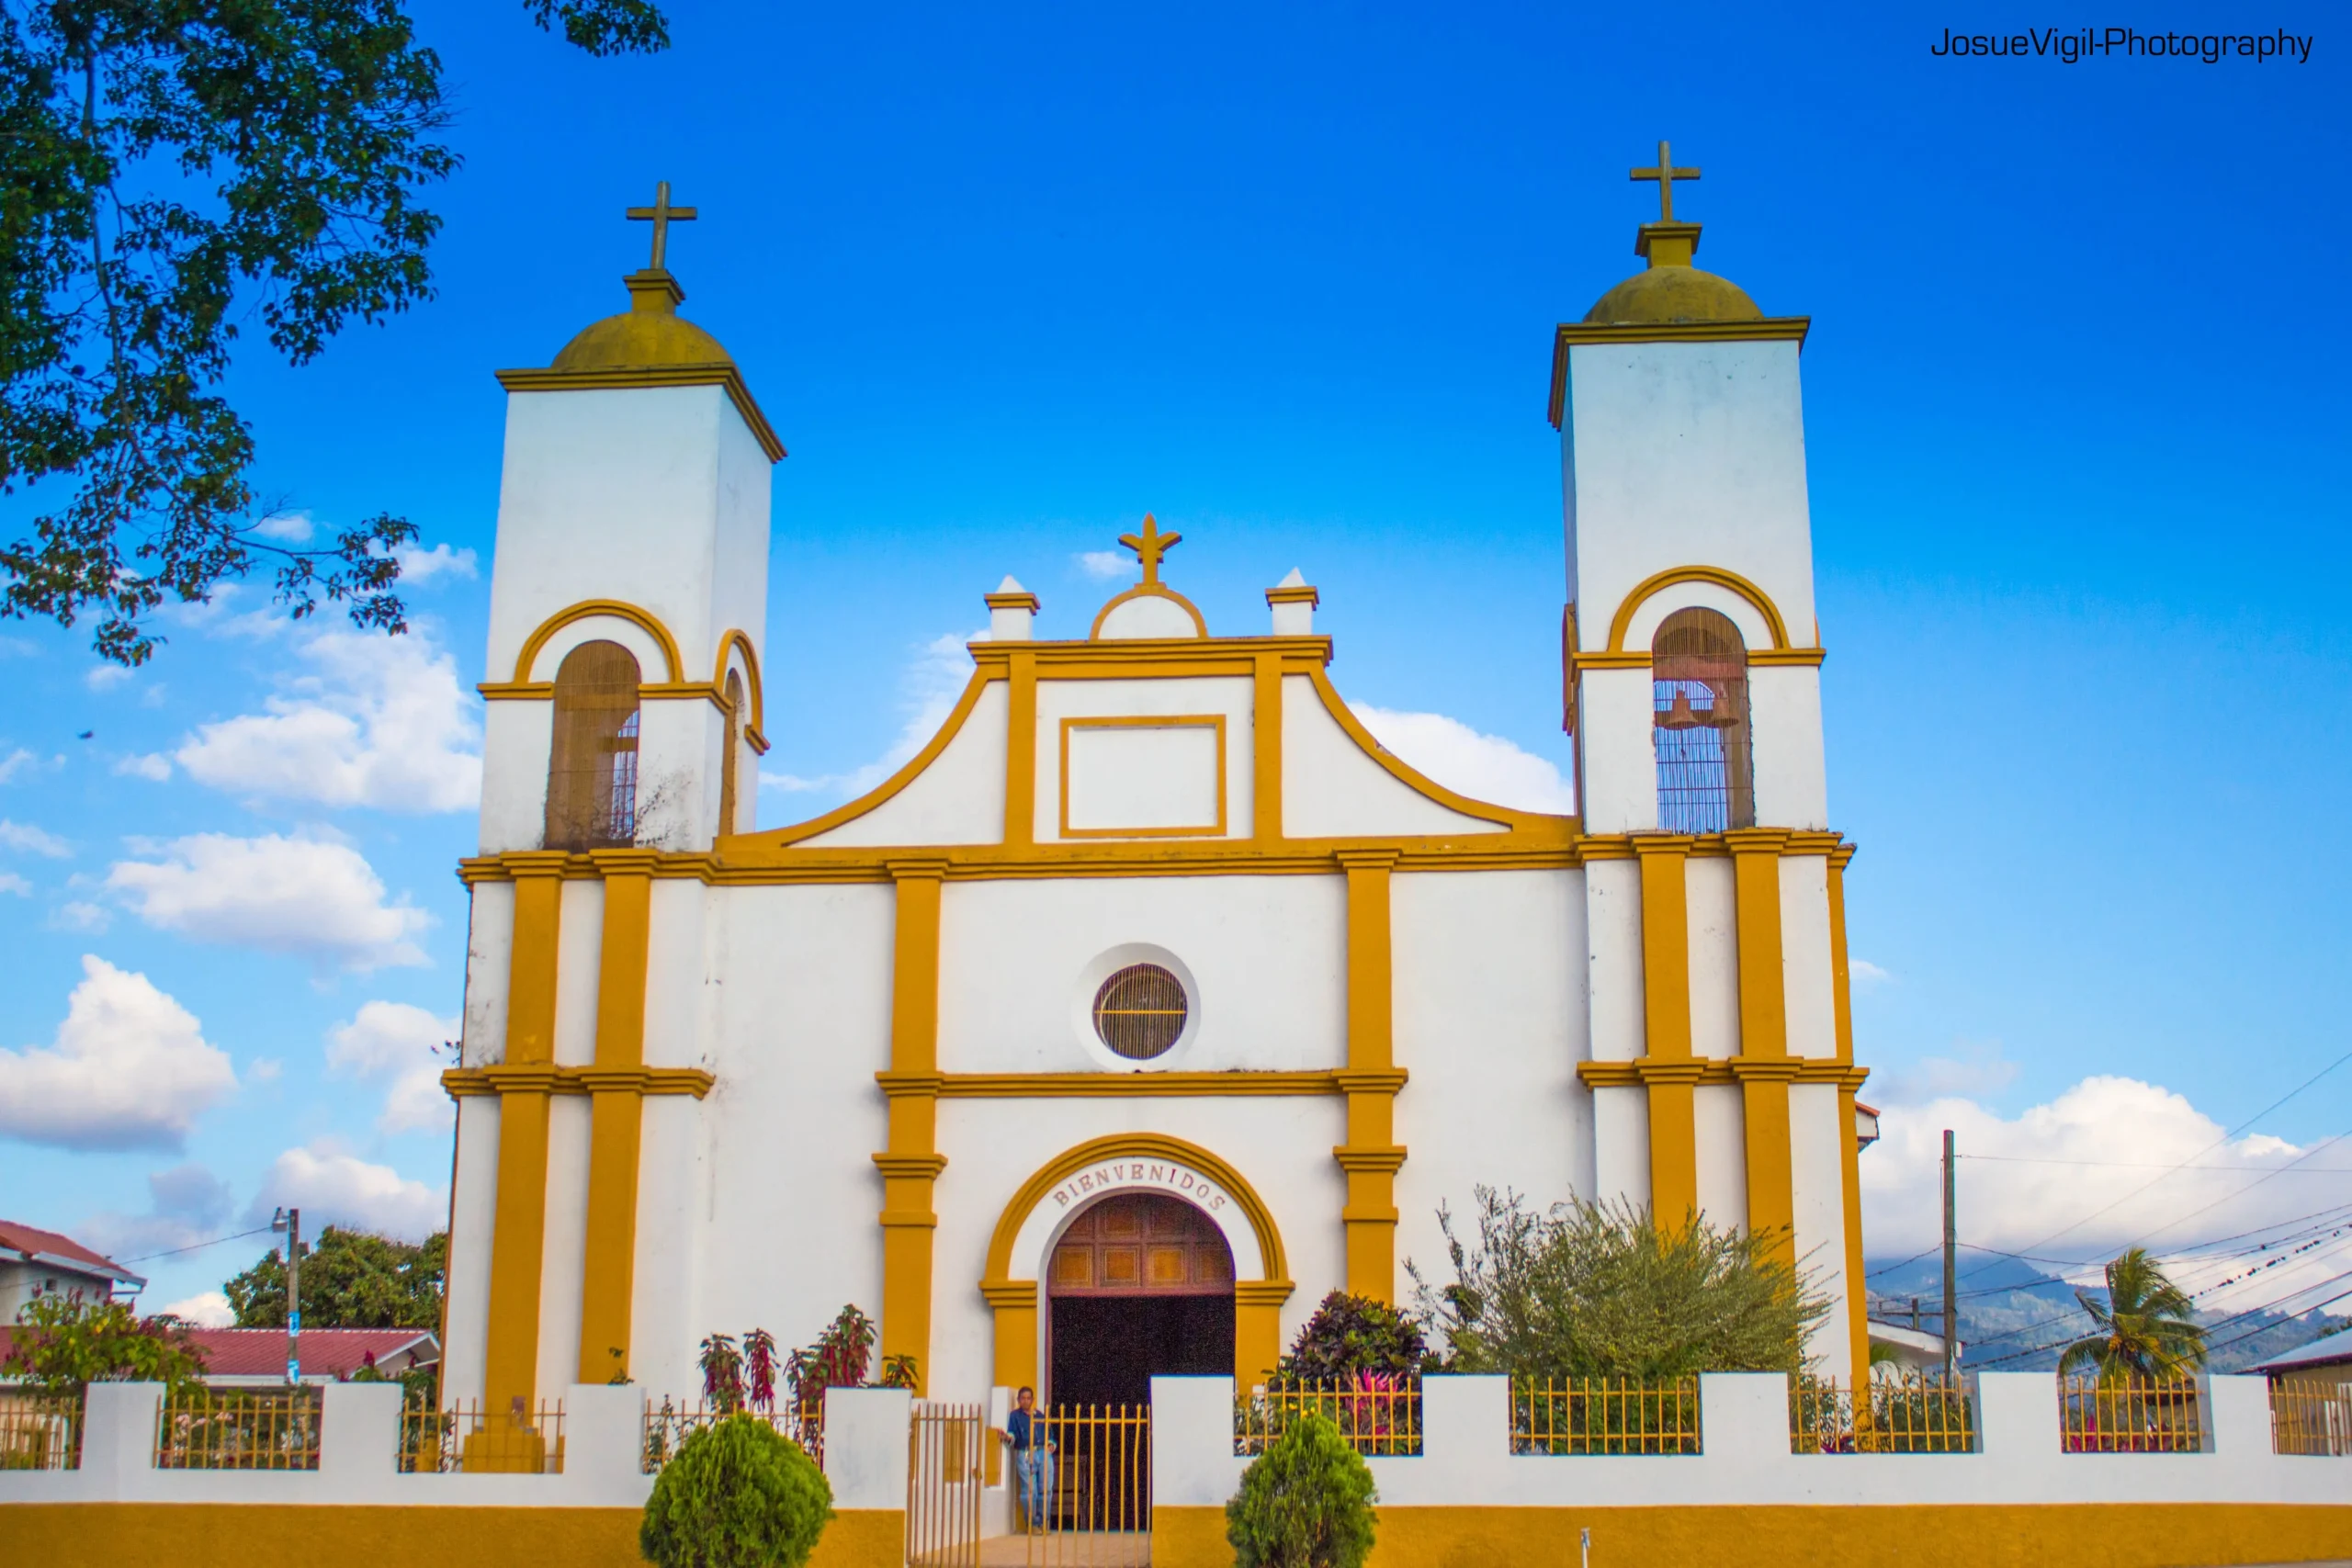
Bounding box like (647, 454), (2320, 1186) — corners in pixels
(1091, 964), (1189, 1060)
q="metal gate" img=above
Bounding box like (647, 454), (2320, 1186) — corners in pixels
(908, 1401), (984, 1567)
(1012, 1404), (1151, 1567)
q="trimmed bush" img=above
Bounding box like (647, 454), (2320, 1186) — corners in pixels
(1278, 1291), (1426, 1381)
(640, 1414), (833, 1568)
(1226, 1411), (1377, 1568)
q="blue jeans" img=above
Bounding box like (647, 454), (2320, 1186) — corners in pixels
(1014, 1446), (1054, 1529)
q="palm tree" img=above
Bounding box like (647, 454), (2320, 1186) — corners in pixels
(2060, 1247), (2207, 1381)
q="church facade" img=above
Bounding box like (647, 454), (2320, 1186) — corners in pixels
(438, 169), (1871, 1420)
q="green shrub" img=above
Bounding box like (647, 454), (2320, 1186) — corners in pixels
(1278, 1291), (1426, 1381)
(640, 1414), (833, 1568)
(1226, 1411), (1377, 1568)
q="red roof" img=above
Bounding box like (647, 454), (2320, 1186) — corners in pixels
(186, 1327), (439, 1380)
(0, 1219), (141, 1283)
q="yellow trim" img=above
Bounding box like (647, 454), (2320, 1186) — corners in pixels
(980, 1133), (1295, 1390)
(1574, 647), (1826, 672)
(763, 670), (996, 847)
(480, 860), (563, 1421)
(1548, 317), (1812, 429)
(1057, 715), (1229, 839)
(1336, 849), (1404, 1303)
(1838, 1084), (1871, 1382)
(984, 590), (1041, 612)
(1633, 838), (1698, 1223)
(575, 855), (651, 1385)
(877, 863), (946, 1394)
(441, 1065), (715, 1098)
(1577, 1058), (1868, 1089)
(1826, 850), (1857, 1065)
(1299, 666), (1561, 832)
(1252, 652), (1283, 842)
(495, 362), (786, 463)
(1728, 830), (1794, 1258)
(923, 1069), (1361, 1097)
(513, 599), (684, 684)
(714, 629), (766, 739)
(1604, 565), (1795, 653)
(1004, 652), (1037, 850)
(1263, 583), (1320, 607)
(1089, 581), (1209, 639)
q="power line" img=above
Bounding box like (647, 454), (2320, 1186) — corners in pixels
(118, 1224), (273, 1266)
(1960, 1153), (2352, 1172)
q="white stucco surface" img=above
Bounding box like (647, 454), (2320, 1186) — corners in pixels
(1692, 1084), (1747, 1229)
(1282, 676), (1503, 839)
(1779, 853), (1837, 1058)
(551, 880), (604, 1067)
(1684, 856), (1740, 1059)
(1584, 858), (1645, 1063)
(536, 1095), (593, 1394)
(801, 680), (1008, 847)
(1789, 1082), (1853, 1377)
(1036, 676), (1252, 842)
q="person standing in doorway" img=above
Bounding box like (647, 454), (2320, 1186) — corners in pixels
(1008, 1386), (1055, 1532)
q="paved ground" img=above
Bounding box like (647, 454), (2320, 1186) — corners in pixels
(969, 1529), (1150, 1566)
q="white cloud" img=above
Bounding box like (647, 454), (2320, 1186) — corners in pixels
(50, 900), (108, 932)
(81, 1162), (236, 1262)
(0, 873), (28, 897)
(1074, 549), (1129, 581)
(85, 664), (133, 692)
(0, 956), (239, 1151)
(105, 831), (431, 973)
(247, 1057), (283, 1083)
(1872, 1042), (2018, 1105)
(1349, 705), (1577, 814)
(328, 1000), (456, 1134)
(1861, 1075), (2352, 1311)
(114, 752), (173, 781)
(393, 542), (478, 584)
(0, 819), (71, 857)
(161, 1291), (235, 1327)
(252, 512), (315, 543)
(762, 631), (983, 803)
(245, 1143), (447, 1241)
(0, 748), (37, 783)
(174, 626), (481, 813)
(1849, 958), (1894, 988)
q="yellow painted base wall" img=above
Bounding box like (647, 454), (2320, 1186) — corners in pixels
(1157, 1503), (2352, 1568)
(2, 1504), (905, 1568)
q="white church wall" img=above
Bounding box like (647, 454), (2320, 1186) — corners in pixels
(1788, 1083), (1853, 1378)
(551, 880), (605, 1066)
(1281, 675), (1505, 839)
(536, 1095), (594, 1397)
(441, 1098), (500, 1406)
(1573, 669), (1655, 836)
(1612, 580), (1780, 658)
(635, 695), (719, 851)
(486, 385), (758, 685)
(928, 1097), (1350, 1404)
(709, 408), (774, 682)
(518, 612), (673, 685)
(935, 875), (1346, 1075)
(1778, 854), (1837, 1059)
(801, 680), (1008, 847)
(1559, 340), (1816, 661)
(1591, 1087), (1650, 1211)
(461, 881), (514, 1066)
(1035, 677), (1254, 842)
(1584, 858), (1645, 1063)
(1748, 666), (1827, 829)
(479, 703), (554, 853)
(1691, 1085), (1747, 1230)
(1391, 870), (1591, 1280)
(1684, 857), (1740, 1059)
(628, 1095), (707, 1403)
(642, 880), (714, 1070)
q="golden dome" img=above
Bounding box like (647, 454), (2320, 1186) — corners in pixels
(1582, 221), (1762, 326)
(549, 270), (732, 371)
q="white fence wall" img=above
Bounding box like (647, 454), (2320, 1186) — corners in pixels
(1155, 1374), (2347, 1510)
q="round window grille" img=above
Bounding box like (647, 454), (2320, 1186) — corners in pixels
(1091, 964), (1188, 1060)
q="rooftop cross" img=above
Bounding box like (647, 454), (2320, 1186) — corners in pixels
(626, 180), (698, 271)
(1629, 141), (1701, 224)
(1117, 514), (1182, 584)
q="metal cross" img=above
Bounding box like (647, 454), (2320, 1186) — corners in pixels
(1629, 141), (1701, 223)
(1117, 514), (1182, 584)
(626, 181), (698, 271)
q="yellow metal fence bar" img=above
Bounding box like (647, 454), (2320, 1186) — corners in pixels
(639, 1400), (823, 1474)
(1790, 1374), (1976, 1454)
(0, 1388), (84, 1471)
(2057, 1375), (2204, 1454)
(397, 1397), (566, 1473)
(1509, 1377), (1702, 1455)
(906, 1400), (981, 1568)
(154, 1387), (322, 1471)
(2267, 1382), (2352, 1457)
(1233, 1378), (1422, 1457)
(1026, 1404), (1150, 1568)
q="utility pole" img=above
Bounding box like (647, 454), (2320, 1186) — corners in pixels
(1940, 1130), (1958, 1381)
(274, 1207), (302, 1384)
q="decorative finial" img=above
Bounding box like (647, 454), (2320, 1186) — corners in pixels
(626, 180), (698, 272)
(1629, 141), (1701, 224)
(1116, 514), (1182, 585)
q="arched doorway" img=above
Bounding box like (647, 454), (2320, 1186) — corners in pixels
(1047, 1192), (1234, 1408)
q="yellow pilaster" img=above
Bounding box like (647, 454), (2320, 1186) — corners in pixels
(1003, 654), (1036, 849)
(1829, 845), (1872, 1381)
(876, 861), (947, 1393)
(1233, 1281), (1294, 1391)
(1633, 837), (1698, 1223)
(1251, 651), (1283, 842)
(1727, 829), (1795, 1260)
(982, 1280), (1038, 1394)
(1334, 850), (1406, 1303)
(576, 850), (656, 1385)
(481, 853), (566, 1425)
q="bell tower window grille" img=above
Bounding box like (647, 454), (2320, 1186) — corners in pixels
(1091, 964), (1188, 1060)
(1652, 606), (1753, 833)
(546, 639), (642, 851)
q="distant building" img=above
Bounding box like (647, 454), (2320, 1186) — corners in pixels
(2246, 1332), (2352, 1395)
(183, 1327), (441, 1389)
(1867, 1318), (1957, 1374)
(0, 1221), (144, 1320)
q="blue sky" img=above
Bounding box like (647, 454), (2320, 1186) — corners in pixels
(2, 0), (2346, 1324)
